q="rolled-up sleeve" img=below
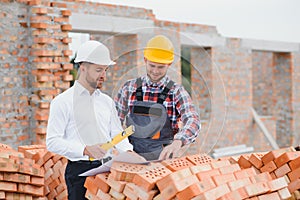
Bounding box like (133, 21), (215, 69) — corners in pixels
(173, 86), (201, 145)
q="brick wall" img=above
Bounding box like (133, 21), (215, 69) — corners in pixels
(0, 1), (31, 147)
(291, 52), (300, 146)
(273, 53), (293, 147)
(252, 51), (274, 116)
(0, 0), (73, 148)
(210, 38), (253, 149)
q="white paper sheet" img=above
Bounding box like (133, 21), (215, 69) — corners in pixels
(79, 151), (149, 176)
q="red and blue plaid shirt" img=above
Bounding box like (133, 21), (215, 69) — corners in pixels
(114, 75), (201, 145)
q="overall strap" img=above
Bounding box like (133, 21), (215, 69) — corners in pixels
(157, 80), (175, 104)
(135, 77), (143, 101)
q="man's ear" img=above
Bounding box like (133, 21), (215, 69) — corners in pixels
(80, 63), (86, 72)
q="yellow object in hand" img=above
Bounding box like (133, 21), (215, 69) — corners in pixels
(89, 125), (135, 161)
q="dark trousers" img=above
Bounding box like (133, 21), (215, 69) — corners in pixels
(65, 160), (102, 200)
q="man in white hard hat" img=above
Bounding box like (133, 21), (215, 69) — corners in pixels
(46, 40), (135, 199)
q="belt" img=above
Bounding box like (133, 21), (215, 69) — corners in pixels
(68, 156), (112, 165)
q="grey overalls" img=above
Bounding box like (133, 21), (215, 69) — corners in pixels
(126, 77), (175, 160)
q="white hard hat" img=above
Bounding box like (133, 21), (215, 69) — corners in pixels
(74, 40), (116, 65)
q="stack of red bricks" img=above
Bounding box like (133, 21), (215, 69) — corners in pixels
(0, 143), (68, 200)
(84, 148), (300, 200)
(0, 143), (45, 199)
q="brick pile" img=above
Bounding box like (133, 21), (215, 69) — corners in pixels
(0, 144), (45, 199)
(2, 142), (300, 199)
(84, 148), (300, 200)
(0, 143), (68, 200)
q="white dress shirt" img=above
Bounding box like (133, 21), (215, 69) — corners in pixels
(46, 81), (133, 161)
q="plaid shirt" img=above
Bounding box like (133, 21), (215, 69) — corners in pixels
(114, 75), (201, 145)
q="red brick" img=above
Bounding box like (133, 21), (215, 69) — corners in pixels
(94, 173), (110, 193)
(227, 177), (252, 191)
(238, 155), (252, 168)
(3, 172), (30, 183)
(218, 163), (241, 174)
(62, 37), (72, 44)
(0, 181), (17, 192)
(63, 74), (74, 81)
(62, 63), (73, 70)
(107, 175), (126, 193)
(176, 181), (215, 200)
(189, 163), (212, 174)
(211, 173), (236, 186)
(0, 192), (4, 199)
(250, 172), (272, 183)
(249, 153), (263, 169)
(288, 156), (300, 170)
(267, 177), (288, 192)
(31, 7), (48, 14)
(244, 182), (270, 197)
(260, 161), (277, 173)
(48, 189), (58, 199)
(0, 162), (19, 172)
(261, 151), (282, 164)
(43, 158), (54, 171)
(132, 163), (172, 191)
(274, 152), (300, 168)
(186, 153), (213, 165)
(161, 157), (194, 172)
(196, 168), (220, 181)
(51, 2), (67, 8)
(210, 160), (231, 169)
(86, 191), (100, 200)
(287, 166), (300, 181)
(156, 168), (192, 191)
(233, 167), (257, 179)
(49, 178), (60, 192)
(56, 182), (67, 194)
(257, 192), (281, 200)
(18, 183), (44, 196)
(126, 182), (157, 200)
(31, 176), (45, 186)
(123, 183), (138, 200)
(218, 190), (244, 200)
(288, 178), (300, 193)
(61, 24), (72, 31)
(109, 188), (125, 200)
(61, 10), (71, 16)
(191, 184), (230, 200)
(84, 176), (98, 195)
(30, 23), (48, 29)
(278, 187), (292, 199)
(63, 50), (72, 56)
(56, 189), (68, 200)
(274, 163), (291, 178)
(158, 175), (198, 200)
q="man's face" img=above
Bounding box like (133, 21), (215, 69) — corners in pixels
(145, 59), (170, 83)
(84, 63), (108, 89)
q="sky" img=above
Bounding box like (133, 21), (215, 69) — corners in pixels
(91, 0), (300, 43)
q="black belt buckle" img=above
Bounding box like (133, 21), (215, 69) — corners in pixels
(101, 156), (112, 165)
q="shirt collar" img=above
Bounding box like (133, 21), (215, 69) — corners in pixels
(74, 81), (101, 96)
(144, 75), (169, 88)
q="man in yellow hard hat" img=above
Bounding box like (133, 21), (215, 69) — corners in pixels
(114, 35), (201, 160)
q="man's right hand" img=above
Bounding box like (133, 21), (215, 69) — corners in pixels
(84, 144), (107, 160)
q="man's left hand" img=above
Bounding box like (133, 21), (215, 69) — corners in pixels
(159, 140), (182, 160)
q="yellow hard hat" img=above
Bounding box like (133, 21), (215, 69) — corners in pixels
(144, 35), (174, 64)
